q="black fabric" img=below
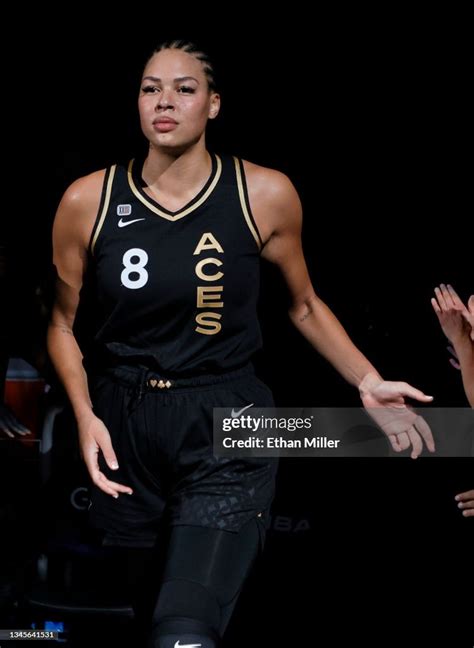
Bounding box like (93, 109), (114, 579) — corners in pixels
(150, 519), (261, 644)
(88, 365), (278, 546)
(83, 153), (264, 376)
(153, 632), (216, 648)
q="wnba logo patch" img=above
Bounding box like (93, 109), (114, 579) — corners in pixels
(117, 204), (132, 216)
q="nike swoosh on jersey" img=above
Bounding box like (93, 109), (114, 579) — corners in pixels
(118, 218), (146, 227)
(174, 642), (202, 648)
(231, 402), (254, 418)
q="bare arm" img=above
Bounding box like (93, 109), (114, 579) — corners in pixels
(247, 165), (380, 386)
(264, 182), (380, 387)
(47, 174), (99, 421)
(432, 285), (474, 407)
(246, 164), (434, 457)
(47, 172), (133, 497)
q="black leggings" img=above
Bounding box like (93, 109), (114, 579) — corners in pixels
(122, 518), (262, 646)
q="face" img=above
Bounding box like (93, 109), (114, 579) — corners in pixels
(138, 48), (220, 152)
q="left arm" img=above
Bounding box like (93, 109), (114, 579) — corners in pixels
(246, 165), (434, 457)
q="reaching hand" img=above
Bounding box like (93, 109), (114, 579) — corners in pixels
(77, 412), (133, 499)
(0, 402), (31, 438)
(455, 489), (474, 518)
(359, 374), (434, 459)
(431, 284), (471, 346)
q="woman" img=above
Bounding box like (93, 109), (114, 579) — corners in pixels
(48, 40), (435, 648)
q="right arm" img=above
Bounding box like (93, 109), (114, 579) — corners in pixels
(431, 284), (474, 407)
(47, 173), (133, 497)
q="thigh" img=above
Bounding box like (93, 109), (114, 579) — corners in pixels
(168, 374), (279, 536)
(87, 375), (167, 547)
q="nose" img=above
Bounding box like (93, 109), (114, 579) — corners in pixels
(157, 88), (174, 110)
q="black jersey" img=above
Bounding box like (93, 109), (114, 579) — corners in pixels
(83, 153), (265, 376)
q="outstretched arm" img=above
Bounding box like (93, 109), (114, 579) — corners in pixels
(249, 167), (433, 458)
(431, 285), (474, 407)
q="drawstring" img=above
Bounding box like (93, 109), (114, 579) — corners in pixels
(127, 368), (150, 414)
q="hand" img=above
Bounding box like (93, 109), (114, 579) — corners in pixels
(359, 373), (434, 459)
(0, 402), (32, 438)
(455, 489), (474, 518)
(77, 412), (133, 499)
(463, 295), (474, 342)
(431, 284), (470, 346)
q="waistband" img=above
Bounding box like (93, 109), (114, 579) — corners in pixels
(100, 363), (255, 412)
(105, 362), (255, 391)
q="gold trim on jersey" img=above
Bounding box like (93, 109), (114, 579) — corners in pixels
(233, 157), (262, 251)
(91, 165), (117, 256)
(127, 155), (222, 221)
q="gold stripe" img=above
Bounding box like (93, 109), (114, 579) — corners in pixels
(127, 155), (222, 221)
(91, 165), (116, 256)
(233, 157), (261, 250)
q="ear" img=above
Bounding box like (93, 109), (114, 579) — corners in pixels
(208, 93), (221, 120)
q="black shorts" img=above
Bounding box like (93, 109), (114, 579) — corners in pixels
(87, 363), (278, 548)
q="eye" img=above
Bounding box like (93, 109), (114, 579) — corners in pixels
(142, 85), (159, 93)
(177, 86), (196, 94)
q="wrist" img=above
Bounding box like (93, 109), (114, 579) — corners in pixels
(74, 406), (95, 425)
(450, 333), (472, 354)
(358, 371), (383, 397)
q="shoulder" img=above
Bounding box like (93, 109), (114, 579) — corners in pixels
(241, 159), (302, 235)
(58, 169), (107, 213)
(242, 159), (298, 200)
(53, 169), (108, 248)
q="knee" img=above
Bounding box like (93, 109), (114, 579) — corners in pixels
(151, 579), (220, 647)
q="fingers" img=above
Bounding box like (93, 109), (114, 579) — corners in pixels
(446, 284), (465, 310)
(431, 296), (441, 315)
(94, 472), (134, 499)
(388, 432), (410, 453)
(98, 434), (120, 472)
(455, 489), (474, 517)
(387, 418), (434, 458)
(461, 309), (474, 332)
(434, 284), (466, 313)
(397, 382), (434, 403)
(88, 457), (134, 498)
(387, 434), (402, 453)
(434, 286), (448, 311)
(447, 344), (460, 362)
(83, 441), (133, 499)
(406, 426), (423, 459)
(448, 358), (461, 370)
(455, 489), (474, 500)
(413, 416), (435, 453)
(0, 411), (31, 436)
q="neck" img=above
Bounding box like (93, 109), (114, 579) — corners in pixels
(143, 145), (212, 196)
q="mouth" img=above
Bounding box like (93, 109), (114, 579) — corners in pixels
(153, 118), (178, 132)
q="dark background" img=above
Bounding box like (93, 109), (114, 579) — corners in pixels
(6, 27), (471, 404)
(3, 22), (472, 646)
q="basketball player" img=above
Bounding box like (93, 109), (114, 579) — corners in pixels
(47, 40), (436, 648)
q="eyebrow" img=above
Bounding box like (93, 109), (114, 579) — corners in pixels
(141, 76), (200, 84)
